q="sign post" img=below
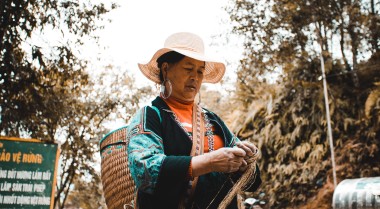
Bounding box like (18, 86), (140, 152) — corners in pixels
(0, 137), (59, 209)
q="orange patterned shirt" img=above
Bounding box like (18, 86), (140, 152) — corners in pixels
(165, 97), (224, 153)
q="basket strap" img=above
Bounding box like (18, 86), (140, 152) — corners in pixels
(188, 104), (204, 202)
(190, 104), (204, 156)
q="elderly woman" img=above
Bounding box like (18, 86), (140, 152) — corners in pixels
(127, 32), (261, 209)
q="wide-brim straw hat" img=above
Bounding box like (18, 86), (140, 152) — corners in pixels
(138, 32), (226, 84)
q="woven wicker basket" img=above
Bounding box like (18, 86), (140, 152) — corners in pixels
(100, 126), (136, 209)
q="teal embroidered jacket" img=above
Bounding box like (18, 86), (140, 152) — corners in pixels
(127, 97), (261, 209)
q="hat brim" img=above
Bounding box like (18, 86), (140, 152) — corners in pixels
(138, 48), (226, 84)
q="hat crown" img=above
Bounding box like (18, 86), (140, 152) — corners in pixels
(164, 32), (205, 54)
(138, 32), (225, 84)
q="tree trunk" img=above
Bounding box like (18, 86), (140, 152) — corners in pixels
(339, 19), (350, 71)
(370, 0), (379, 51)
(54, 161), (76, 209)
(347, 1), (360, 86)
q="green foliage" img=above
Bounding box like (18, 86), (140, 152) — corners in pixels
(0, 1), (153, 208)
(227, 0), (379, 90)
(1, 0), (116, 139)
(233, 55), (380, 208)
(226, 0), (380, 208)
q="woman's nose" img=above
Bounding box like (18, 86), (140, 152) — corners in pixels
(189, 71), (197, 80)
(190, 70), (200, 81)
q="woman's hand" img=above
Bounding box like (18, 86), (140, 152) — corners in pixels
(207, 147), (247, 173)
(235, 141), (259, 172)
(191, 147), (247, 177)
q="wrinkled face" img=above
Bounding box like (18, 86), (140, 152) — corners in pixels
(162, 56), (205, 103)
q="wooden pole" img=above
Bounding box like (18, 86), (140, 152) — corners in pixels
(319, 46), (338, 188)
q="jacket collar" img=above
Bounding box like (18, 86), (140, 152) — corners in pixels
(152, 96), (232, 142)
(152, 96), (171, 111)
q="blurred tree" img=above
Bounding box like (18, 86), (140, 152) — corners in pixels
(1, 0), (116, 140)
(200, 86), (235, 125)
(227, 0), (379, 91)
(53, 69), (152, 208)
(65, 174), (106, 209)
(226, 0), (379, 208)
(0, 1), (153, 208)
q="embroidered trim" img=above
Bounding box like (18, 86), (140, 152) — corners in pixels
(171, 111), (193, 140)
(127, 124), (140, 142)
(194, 105), (202, 155)
(171, 108), (215, 152)
(204, 112), (214, 152)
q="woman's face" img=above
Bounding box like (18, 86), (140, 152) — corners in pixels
(163, 56), (205, 103)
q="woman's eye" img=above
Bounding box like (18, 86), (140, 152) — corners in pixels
(197, 70), (204, 74)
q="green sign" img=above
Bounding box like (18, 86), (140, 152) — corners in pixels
(0, 137), (59, 209)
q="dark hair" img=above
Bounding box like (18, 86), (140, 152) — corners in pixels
(157, 51), (185, 82)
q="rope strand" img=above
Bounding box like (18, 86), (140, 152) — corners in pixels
(217, 152), (259, 209)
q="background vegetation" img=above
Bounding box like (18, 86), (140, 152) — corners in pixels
(0, 1), (152, 208)
(1, 0), (379, 208)
(226, 0), (380, 208)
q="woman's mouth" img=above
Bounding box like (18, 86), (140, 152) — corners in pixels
(186, 85), (197, 91)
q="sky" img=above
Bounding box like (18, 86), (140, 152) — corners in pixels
(87, 0), (245, 165)
(94, 0), (243, 85)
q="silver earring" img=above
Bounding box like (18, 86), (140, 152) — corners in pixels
(160, 79), (172, 99)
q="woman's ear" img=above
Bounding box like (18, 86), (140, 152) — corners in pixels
(161, 62), (169, 77)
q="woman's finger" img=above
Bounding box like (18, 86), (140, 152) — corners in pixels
(236, 142), (253, 156)
(236, 142), (250, 155)
(229, 147), (246, 157)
